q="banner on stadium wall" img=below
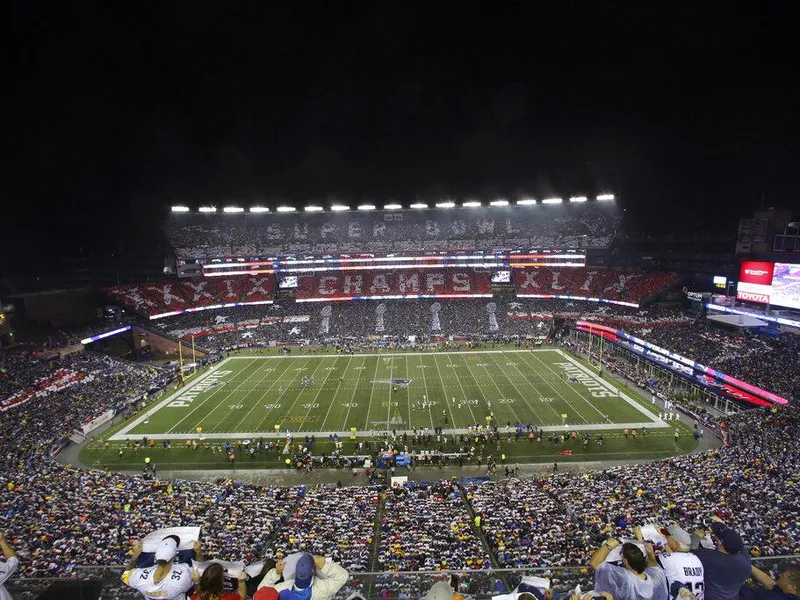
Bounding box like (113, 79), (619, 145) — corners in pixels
(391, 476), (408, 488)
(81, 408), (115, 435)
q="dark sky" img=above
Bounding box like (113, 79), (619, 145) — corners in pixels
(6, 1), (799, 265)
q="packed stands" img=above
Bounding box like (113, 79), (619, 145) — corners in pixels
(626, 320), (800, 402)
(514, 267), (682, 305)
(165, 203), (622, 259)
(107, 275), (275, 317)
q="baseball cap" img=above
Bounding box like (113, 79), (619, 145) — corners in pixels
(154, 536), (179, 562)
(294, 553), (315, 589)
(660, 525), (692, 547)
(710, 522), (744, 554)
(254, 587), (279, 600)
(423, 581), (456, 600)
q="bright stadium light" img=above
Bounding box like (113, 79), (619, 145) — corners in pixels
(436, 201), (455, 208)
(541, 198), (563, 204)
(516, 199), (537, 205)
(249, 206), (270, 213)
(383, 203), (402, 210)
(171, 205), (190, 213)
(331, 204), (350, 212)
(198, 206), (217, 213)
(223, 206), (244, 213)
(304, 205), (323, 212)
(569, 196), (588, 203)
(358, 204), (376, 211)
(490, 199), (509, 206)
(597, 193), (615, 201)
(276, 206), (296, 212)
(410, 203), (428, 209)
(462, 201), (482, 208)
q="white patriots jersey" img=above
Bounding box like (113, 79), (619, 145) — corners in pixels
(122, 563), (193, 600)
(658, 552), (704, 600)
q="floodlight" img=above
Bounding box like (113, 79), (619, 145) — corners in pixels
(410, 203), (428, 209)
(489, 199), (509, 206)
(223, 206), (244, 213)
(436, 201), (456, 208)
(358, 204), (376, 211)
(331, 204), (350, 212)
(249, 206), (270, 213)
(171, 206), (190, 213)
(541, 198), (563, 204)
(383, 203), (402, 210)
(462, 201), (482, 208)
(516, 199), (537, 205)
(304, 205), (323, 212)
(596, 194), (615, 201)
(569, 196), (588, 203)
(198, 206), (217, 213)
(276, 206), (296, 212)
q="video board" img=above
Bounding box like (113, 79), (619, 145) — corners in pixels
(736, 260), (800, 310)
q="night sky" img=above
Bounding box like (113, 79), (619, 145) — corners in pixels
(6, 2), (798, 272)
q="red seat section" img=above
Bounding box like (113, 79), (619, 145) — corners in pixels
(513, 267), (680, 305)
(107, 275), (275, 317)
(295, 269), (492, 301)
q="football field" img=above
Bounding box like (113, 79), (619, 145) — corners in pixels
(109, 348), (667, 441)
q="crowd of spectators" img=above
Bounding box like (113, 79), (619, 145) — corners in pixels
(165, 204), (622, 259)
(379, 481), (490, 572)
(629, 320), (800, 402)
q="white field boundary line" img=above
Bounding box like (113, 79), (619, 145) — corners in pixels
(109, 349), (669, 441)
(229, 349), (556, 359)
(556, 349), (667, 426)
(110, 357), (236, 440)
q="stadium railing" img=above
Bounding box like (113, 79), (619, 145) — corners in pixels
(7, 557), (797, 599)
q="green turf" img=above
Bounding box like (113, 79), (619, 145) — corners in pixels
(80, 347), (698, 469)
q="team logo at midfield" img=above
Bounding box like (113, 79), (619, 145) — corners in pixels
(373, 378), (412, 387)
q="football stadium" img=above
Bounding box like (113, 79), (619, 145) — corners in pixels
(4, 7), (800, 600)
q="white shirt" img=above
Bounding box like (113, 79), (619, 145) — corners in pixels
(659, 551), (704, 600)
(121, 563), (193, 600)
(0, 557), (20, 600)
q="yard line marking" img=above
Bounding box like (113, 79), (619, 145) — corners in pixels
(432, 354), (474, 425)
(527, 351), (609, 423)
(340, 356), (369, 431)
(229, 357), (295, 432)
(416, 354), (435, 430)
(363, 356), (384, 431)
(297, 356), (342, 432)
(495, 354), (562, 424)
(460, 353), (523, 425)
(167, 359), (262, 434)
(514, 352), (589, 424)
(318, 355), (353, 431)
(252, 357), (318, 433)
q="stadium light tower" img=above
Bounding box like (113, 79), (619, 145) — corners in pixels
(410, 202), (428, 209)
(383, 203), (402, 210)
(276, 206), (296, 212)
(171, 205), (190, 213)
(198, 206), (217, 213)
(596, 193), (615, 201)
(516, 198), (537, 205)
(489, 199), (509, 206)
(462, 200), (482, 208)
(541, 198), (563, 204)
(357, 204), (376, 211)
(569, 196), (588, 203)
(436, 201), (455, 208)
(304, 205), (323, 212)
(223, 206), (244, 213)
(331, 204), (350, 211)
(249, 206), (270, 213)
